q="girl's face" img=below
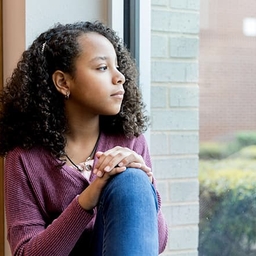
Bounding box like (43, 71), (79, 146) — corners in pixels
(67, 32), (125, 117)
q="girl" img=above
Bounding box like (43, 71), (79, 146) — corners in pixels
(0, 21), (168, 255)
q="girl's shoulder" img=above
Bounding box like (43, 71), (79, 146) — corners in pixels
(6, 146), (54, 166)
(5, 146), (62, 182)
(98, 132), (149, 158)
(99, 132), (148, 148)
(7, 146), (48, 157)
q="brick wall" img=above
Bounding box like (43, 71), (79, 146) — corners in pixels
(150, 0), (200, 255)
(199, 0), (256, 141)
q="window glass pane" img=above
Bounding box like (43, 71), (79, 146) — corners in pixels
(199, 1), (256, 255)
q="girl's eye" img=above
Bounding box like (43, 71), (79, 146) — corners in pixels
(97, 66), (107, 71)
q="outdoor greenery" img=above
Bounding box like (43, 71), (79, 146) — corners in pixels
(199, 131), (256, 160)
(199, 131), (256, 256)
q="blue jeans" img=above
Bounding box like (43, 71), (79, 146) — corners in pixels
(91, 168), (159, 256)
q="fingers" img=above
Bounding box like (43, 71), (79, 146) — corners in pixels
(94, 147), (142, 174)
(148, 172), (153, 183)
(93, 146), (153, 183)
(128, 163), (153, 183)
(127, 162), (151, 174)
(97, 166), (153, 183)
(95, 166), (126, 178)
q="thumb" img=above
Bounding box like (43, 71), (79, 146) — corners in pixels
(95, 151), (104, 158)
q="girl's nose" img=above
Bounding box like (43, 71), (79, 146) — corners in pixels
(113, 69), (125, 85)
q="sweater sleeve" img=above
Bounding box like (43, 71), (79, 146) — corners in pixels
(156, 187), (169, 254)
(5, 149), (96, 256)
(133, 135), (169, 254)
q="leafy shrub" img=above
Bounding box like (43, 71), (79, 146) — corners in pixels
(236, 145), (256, 159)
(200, 131), (256, 160)
(225, 131), (256, 157)
(199, 132), (256, 255)
(199, 142), (227, 160)
(236, 131), (256, 147)
(199, 160), (256, 256)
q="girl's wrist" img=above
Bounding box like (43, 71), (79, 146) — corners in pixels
(78, 179), (106, 210)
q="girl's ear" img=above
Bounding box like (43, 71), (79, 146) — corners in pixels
(52, 70), (71, 96)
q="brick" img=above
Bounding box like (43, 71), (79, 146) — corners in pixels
(151, 109), (198, 131)
(170, 86), (199, 107)
(170, 37), (199, 58)
(151, 35), (169, 58)
(152, 10), (200, 34)
(151, 86), (168, 108)
(169, 179), (199, 202)
(151, 1), (200, 255)
(151, 61), (198, 83)
(150, 132), (169, 155)
(152, 157), (198, 179)
(169, 133), (199, 154)
(155, 180), (169, 202)
(168, 226), (199, 250)
(170, 0), (200, 10)
(162, 204), (199, 226)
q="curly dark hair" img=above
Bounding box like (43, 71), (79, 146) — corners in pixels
(0, 21), (149, 157)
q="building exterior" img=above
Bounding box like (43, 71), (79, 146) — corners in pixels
(199, 0), (256, 142)
(1, 1), (200, 255)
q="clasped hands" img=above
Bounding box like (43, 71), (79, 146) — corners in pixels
(93, 146), (153, 183)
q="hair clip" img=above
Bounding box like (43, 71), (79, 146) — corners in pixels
(41, 42), (46, 53)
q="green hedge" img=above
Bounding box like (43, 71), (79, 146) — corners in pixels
(235, 131), (256, 147)
(199, 158), (256, 256)
(199, 131), (256, 160)
(199, 142), (227, 160)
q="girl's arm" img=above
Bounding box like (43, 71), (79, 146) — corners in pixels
(5, 150), (95, 256)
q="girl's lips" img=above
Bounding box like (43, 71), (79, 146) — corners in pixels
(111, 90), (125, 98)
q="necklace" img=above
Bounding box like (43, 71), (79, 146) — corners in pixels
(65, 133), (100, 172)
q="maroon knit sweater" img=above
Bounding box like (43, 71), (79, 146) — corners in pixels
(5, 132), (168, 255)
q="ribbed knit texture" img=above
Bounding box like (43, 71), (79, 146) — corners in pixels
(5, 132), (168, 255)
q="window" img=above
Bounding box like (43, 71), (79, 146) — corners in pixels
(199, 1), (256, 255)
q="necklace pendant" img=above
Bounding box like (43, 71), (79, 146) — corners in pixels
(85, 164), (92, 172)
(84, 159), (93, 172)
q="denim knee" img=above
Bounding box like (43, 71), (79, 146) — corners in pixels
(99, 168), (158, 211)
(93, 168), (159, 256)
